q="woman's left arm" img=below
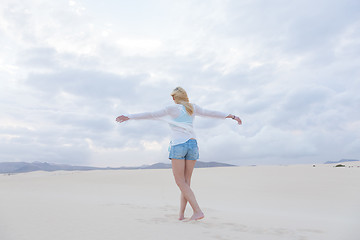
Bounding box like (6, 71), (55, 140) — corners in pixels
(116, 107), (172, 123)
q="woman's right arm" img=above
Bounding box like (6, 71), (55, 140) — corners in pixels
(193, 104), (242, 125)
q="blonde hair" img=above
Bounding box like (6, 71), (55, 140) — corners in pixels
(171, 87), (194, 115)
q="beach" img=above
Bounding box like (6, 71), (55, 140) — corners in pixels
(1, 163), (359, 240)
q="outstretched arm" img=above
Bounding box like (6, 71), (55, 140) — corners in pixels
(116, 107), (171, 123)
(193, 104), (242, 125)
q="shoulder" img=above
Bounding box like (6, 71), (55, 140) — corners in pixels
(191, 103), (200, 111)
(164, 104), (183, 113)
(165, 104), (182, 110)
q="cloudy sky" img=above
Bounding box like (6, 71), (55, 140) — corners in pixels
(1, 0), (359, 167)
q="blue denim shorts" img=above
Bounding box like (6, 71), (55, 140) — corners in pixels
(169, 139), (199, 160)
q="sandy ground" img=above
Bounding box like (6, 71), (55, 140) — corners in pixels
(1, 163), (359, 240)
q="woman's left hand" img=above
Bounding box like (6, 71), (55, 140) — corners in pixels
(116, 115), (130, 123)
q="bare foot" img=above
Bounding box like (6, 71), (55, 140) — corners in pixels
(189, 212), (204, 221)
(178, 216), (185, 221)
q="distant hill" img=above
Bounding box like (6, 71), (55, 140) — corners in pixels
(324, 159), (359, 164)
(0, 162), (103, 174)
(0, 161), (235, 174)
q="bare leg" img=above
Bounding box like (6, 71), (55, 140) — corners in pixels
(171, 159), (204, 221)
(179, 192), (187, 220)
(179, 160), (196, 220)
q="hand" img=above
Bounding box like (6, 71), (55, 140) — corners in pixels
(227, 114), (242, 125)
(116, 115), (130, 123)
(234, 116), (242, 125)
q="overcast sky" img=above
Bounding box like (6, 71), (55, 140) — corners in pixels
(1, 0), (359, 167)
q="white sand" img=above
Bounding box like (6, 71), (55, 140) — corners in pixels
(1, 163), (359, 240)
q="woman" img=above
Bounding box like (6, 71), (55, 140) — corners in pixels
(116, 87), (242, 221)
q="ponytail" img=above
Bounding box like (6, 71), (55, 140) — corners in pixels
(171, 87), (194, 115)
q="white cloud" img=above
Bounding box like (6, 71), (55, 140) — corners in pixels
(0, 0), (359, 167)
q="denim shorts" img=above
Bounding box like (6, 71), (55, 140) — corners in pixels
(169, 139), (199, 160)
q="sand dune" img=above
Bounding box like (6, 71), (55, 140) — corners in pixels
(1, 163), (359, 240)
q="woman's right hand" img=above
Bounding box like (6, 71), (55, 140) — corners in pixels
(234, 116), (242, 125)
(226, 114), (242, 125)
(116, 115), (130, 123)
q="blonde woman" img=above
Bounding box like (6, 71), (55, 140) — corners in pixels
(116, 87), (242, 221)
